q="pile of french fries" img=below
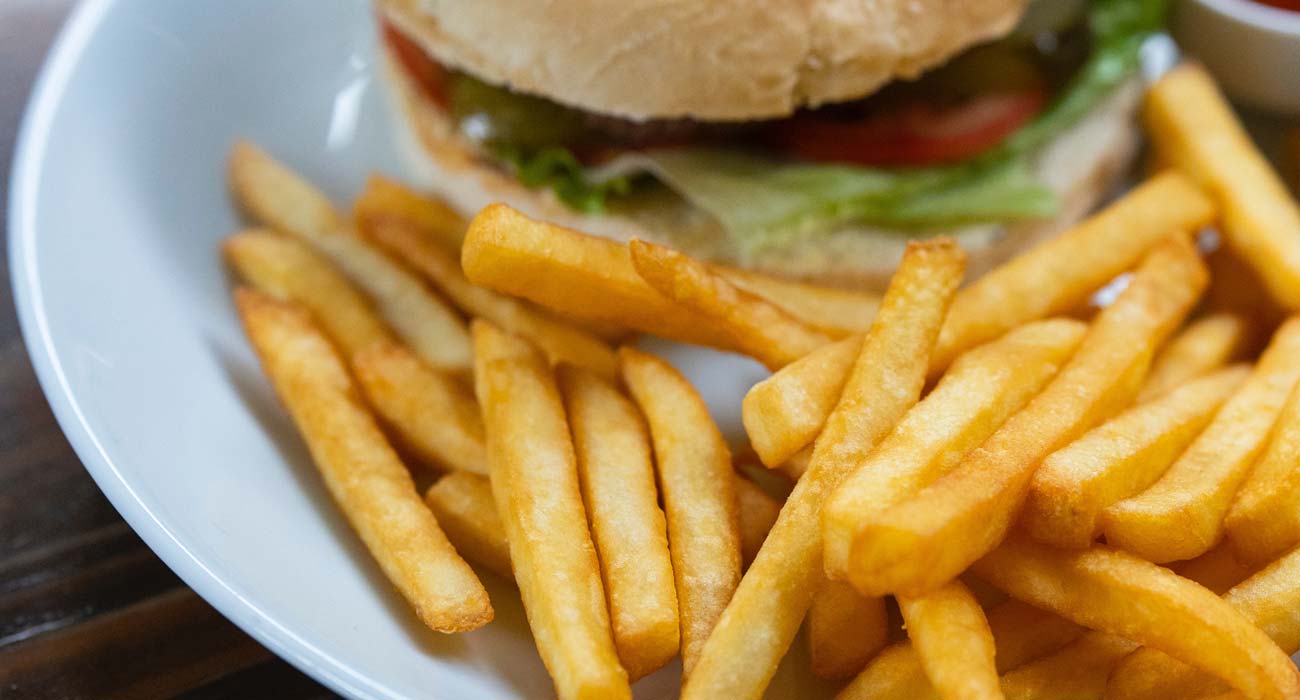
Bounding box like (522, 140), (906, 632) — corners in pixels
(225, 62), (1300, 700)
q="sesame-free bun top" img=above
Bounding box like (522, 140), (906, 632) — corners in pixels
(377, 0), (1031, 121)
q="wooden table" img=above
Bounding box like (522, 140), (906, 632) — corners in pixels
(0, 2), (334, 697)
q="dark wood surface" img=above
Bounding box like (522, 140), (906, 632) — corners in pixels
(0, 2), (335, 697)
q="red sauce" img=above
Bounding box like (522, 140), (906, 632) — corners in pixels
(1251, 0), (1300, 12)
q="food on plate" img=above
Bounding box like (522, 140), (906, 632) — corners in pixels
(375, 0), (1163, 288)
(1146, 62), (1300, 310)
(1173, 542), (1259, 596)
(896, 581), (1002, 700)
(619, 347), (741, 675)
(354, 173), (468, 252)
(352, 341), (487, 474)
(423, 472), (512, 579)
(629, 239), (835, 369)
(1137, 313), (1256, 401)
(822, 318), (1086, 576)
(743, 335), (859, 468)
(1103, 317), (1300, 563)
(837, 598), (1085, 700)
(223, 229), (393, 356)
(683, 240), (964, 700)
(230, 143), (472, 370)
(807, 580), (889, 679)
(847, 234), (1205, 595)
(366, 217), (619, 378)
(557, 365), (680, 680)
(929, 171), (1214, 372)
(234, 289), (492, 632)
(1225, 382), (1300, 565)
(472, 321), (631, 699)
(1107, 545), (1300, 700)
(970, 535), (1300, 700)
(1022, 364), (1249, 548)
(734, 474), (781, 567)
(996, 632), (1137, 700)
(715, 269), (879, 337)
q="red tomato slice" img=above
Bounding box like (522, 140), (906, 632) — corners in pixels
(383, 21), (452, 109)
(771, 90), (1046, 167)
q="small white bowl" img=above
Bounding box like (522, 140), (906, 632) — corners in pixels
(1174, 0), (1300, 114)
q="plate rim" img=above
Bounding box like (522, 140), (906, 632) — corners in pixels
(6, 2), (403, 698)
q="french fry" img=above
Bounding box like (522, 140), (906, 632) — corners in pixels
(229, 142), (472, 370)
(743, 335), (859, 468)
(1104, 316), (1300, 562)
(462, 204), (739, 349)
(234, 289), (491, 632)
(808, 580), (889, 680)
(776, 446), (813, 482)
(423, 472), (512, 579)
(620, 348), (741, 675)
(930, 171), (1215, 371)
(629, 239), (835, 369)
(837, 598), (1085, 700)
(848, 235), (1205, 595)
(823, 318), (1087, 576)
(472, 322), (630, 700)
(1226, 381), (1300, 564)
(353, 173), (466, 252)
(682, 240), (965, 700)
(1173, 541), (1259, 596)
(997, 632), (1138, 700)
(369, 220), (618, 378)
(1137, 313), (1255, 401)
(717, 266), (879, 338)
(557, 365), (679, 680)
(897, 581), (1002, 700)
(734, 474), (781, 567)
(352, 341), (487, 475)
(1205, 246), (1286, 326)
(223, 229), (393, 356)
(1107, 545), (1300, 700)
(970, 535), (1300, 700)
(1023, 364), (1249, 549)
(1146, 63), (1300, 310)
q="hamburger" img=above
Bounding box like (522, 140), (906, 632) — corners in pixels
(374, 0), (1165, 289)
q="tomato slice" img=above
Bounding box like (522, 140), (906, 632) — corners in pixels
(770, 90), (1046, 167)
(382, 21), (452, 109)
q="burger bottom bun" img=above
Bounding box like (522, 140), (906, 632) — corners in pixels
(379, 49), (1142, 291)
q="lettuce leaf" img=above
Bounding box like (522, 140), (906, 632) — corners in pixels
(493, 146), (633, 214)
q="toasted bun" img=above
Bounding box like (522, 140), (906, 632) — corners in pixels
(376, 0), (1029, 121)
(379, 47), (1142, 290)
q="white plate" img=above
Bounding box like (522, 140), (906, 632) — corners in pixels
(7, 2), (802, 698)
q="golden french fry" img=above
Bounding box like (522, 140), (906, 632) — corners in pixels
(234, 289), (491, 632)
(620, 347), (741, 675)
(1146, 63), (1300, 310)
(369, 220), (618, 379)
(1023, 364), (1249, 548)
(462, 204), (738, 349)
(776, 446), (813, 482)
(823, 319), (1086, 576)
(472, 322), (630, 700)
(1226, 381), (1300, 564)
(1137, 313), (1255, 401)
(1173, 542), (1259, 596)
(743, 336), (860, 468)
(971, 536), (1300, 700)
(629, 239), (835, 369)
(423, 472), (511, 579)
(1104, 317), (1300, 563)
(557, 365), (679, 681)
(717, 266), (879, 338)
(897, 581), (1002, 700)
(353, 173), (466, 252)
(682, 240), (965, 700)
(930, 172), (1215, 371)
(229, 142), (471, 370)
(351, 341), (486, 475)
(837, 597), (1085, 700)
(734, 473), (781, 567)
(1107, 545), (1300, 700)
(223, 229), (393, 356)
(997, 632), (1138, 700)
(808, 580), (888, 680)
(848, 235), (1205, 595)
(1205, 246), (1287, 326)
